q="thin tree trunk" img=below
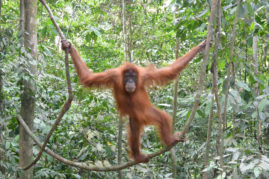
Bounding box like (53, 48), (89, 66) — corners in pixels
(203, 95), (214, 179)
(171, 38), (180, 178)
(203, 1), (222, 178)
(127, 10), (133, 62)
(212, 0), (224, 170)
(232, 113), (236, 139)
(122, 0), (128, 62)
(244, 36), (248, 83)
(20, 0), (24, 45)
(117, 0), (128, 178)
(117, 117), (123, 179)
(265, 7), (269, 68)
(19, 0), (37, 178)
(223, 0), (241, 130)
(0, 1), (4, 174)
(264, 6), (269, 145)
(252, 36), (263, 153)
(263, 38), (268, 68)
(176, 0), (218, 174)
(0, 0), (3, 112)
(181, 0), (217, 136)
(214, 0), (221, 156)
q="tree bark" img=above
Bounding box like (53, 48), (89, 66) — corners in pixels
(0, 0), (4, 174)
(0, 0), (5, 174)
(171, 38), (180, 179)
(117, 0), (128, 178)
(19, 0), (37, 178)
(204, 1), (222, 177)
(252, 36), (263, 153)
(263, 5), (269, 145)
(213, 0), (224, 170)
(0, 0), (3, 111)
(203, 97), (214, 179)
(223, 0), (241, 130)
(122, 0), (128, 62)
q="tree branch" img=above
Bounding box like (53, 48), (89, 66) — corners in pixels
(19, 0), (216, 172)
(16, 108), (189, 171)
(22, 0), (73, 170)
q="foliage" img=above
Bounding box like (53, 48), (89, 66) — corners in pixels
(0, 0), (268, 178)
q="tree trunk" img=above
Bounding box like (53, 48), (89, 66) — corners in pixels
(0, 0), (5, 175)
(171, 38), (180, 179)
(117, 0), (128, 178)
(203, 97), (214, 179)
(0, 0), (7, 173)
(264, 5), (269, 145)
(204, 1), (222, 178)
(223, 0), (241, 130)
(19, 0), (37, 178)
(252, 36), (263, 153)
(0, 0), (2, 110)
(122, 0), (128, 62)
(213, 0), (225, 171)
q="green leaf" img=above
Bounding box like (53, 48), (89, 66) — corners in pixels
(250, 22), (255, 32)
(236, 80), (251, 91)
(252, 111), (257, 119)
(258, 99), (269, 112)
(254, 167), (262, 177)
(71, 174), (81, 179)
(197, 109), (205, 118)
(5, 142), (10, 149)
(15, 135), (19, 142)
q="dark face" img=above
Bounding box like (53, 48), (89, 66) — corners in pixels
(123, 69), (138, 93)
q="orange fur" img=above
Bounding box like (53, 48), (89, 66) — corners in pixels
(66, 40), (206, 162)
